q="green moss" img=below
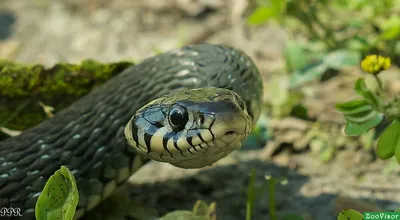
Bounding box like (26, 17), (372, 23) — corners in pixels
(0, 59), (134, 135)
(0, 59), (133, 98)
(0, 62), (43, 97)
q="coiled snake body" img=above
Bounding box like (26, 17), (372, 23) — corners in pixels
(0, 44), (263, 219)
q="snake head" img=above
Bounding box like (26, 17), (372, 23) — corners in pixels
(124, 87), (252, 169)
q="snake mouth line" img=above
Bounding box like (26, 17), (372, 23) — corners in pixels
(169, 131), (250, 168)
(155, 131), (250, 163)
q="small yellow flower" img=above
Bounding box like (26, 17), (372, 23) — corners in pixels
(361, 55), (391, 75)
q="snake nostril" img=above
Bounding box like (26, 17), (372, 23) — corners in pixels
(198, 113), (205, 124)
(225, 131), (236, 136)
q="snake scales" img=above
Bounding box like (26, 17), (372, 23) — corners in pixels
(0, 44), (263, 219)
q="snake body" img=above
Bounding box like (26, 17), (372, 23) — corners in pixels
(0, 44), (263, 219)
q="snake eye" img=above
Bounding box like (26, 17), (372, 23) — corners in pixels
(169, 105), (188, 130)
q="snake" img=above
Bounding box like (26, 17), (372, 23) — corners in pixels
(0, 44), (263, 219)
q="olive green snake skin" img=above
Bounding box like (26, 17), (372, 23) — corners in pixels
(0, 44), (263, 219)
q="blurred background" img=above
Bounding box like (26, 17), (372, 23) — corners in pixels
(0, 0), (399, 219)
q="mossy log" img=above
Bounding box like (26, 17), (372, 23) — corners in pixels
(0, 59), (134, 139)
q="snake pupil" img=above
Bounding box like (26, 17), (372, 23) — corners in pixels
(169, 105), (188, 130)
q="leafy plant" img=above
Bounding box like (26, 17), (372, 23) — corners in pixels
(337, 209), (364, 220)
(336, 55), (400, 163)
(287, 46), (361, 88)
(35, 166), (79, 220)
(265, 38), (362, 120)
(247, 0), (400, 64)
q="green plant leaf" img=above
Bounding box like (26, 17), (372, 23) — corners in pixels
(380, 15), (400, 40)
(271, 0), (287, 16)
(376, 120), (400, 160)
(345, 38), (366, 51)
(336, 99), (381, 125)
(289, 49), (361, 88)
(284, 42), (309, 72)
(289, 61), (327, 88)
(323, 50), (361, 69)
(337, 209), (364, 220)
(336, 100), (381, 124)
(354, 78), (380, 108)
(345, 108), (380, 124)
(192, 200), (209, 216)
(344, 114), (383, 136)
(247, 6), (277, 25)
(35, 166), (79, 220)
(335, 99), (371, 114)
